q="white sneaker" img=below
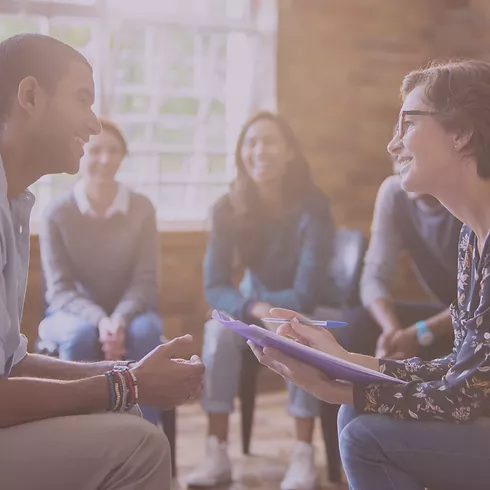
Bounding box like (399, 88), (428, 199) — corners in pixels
(184, 436), (233, 487)
(280, 441), (318, 490)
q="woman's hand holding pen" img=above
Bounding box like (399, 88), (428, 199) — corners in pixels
(264, 308), (351, 361)
(247, 307), (354, 405)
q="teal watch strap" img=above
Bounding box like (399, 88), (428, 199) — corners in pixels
(415, 320), (434, 346)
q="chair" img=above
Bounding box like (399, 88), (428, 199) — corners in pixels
(239, 226), (366, 483)
(34, 270), (178, 477)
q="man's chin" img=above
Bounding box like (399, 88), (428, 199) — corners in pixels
(57, 158), (81, 176)
(66, 162), (81, 175)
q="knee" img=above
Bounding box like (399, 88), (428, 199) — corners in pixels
(114, 415), (171, 484)
(138, 421), (170, 466)
(339, 415), (378, 467)
(127, 313), (163, 347)
(60, 322), (99, 361)
(202, 319), (239, 359)
(135, 420), (170, 481)
(287, 383), (321, 418)
(337, 404), (358, 435)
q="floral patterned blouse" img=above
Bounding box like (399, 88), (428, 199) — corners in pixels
(354, 224), (490, 422)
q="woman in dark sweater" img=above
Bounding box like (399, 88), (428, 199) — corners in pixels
(38, 118), (163, 426)
(185, 112), (335, 490)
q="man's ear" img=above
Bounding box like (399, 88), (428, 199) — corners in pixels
(17, 76), (44, 115)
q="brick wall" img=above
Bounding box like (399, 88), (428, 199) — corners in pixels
(277, 0), (490, 300)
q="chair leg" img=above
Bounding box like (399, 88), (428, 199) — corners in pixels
(320, 403), (341, 483)
(161, 409), (177, 477)
(239, 352), (260, 455)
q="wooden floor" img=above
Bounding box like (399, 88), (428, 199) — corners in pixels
(174, 390), (348, 490)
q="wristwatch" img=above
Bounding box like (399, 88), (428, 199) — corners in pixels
(415, 320), (435, 347)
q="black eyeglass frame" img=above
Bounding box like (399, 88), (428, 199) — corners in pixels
(397, 110), (438, 138)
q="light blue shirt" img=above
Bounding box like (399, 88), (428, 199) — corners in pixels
(0, 157), (35, 376)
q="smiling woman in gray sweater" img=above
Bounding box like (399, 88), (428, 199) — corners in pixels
(38, 117), (163, 426)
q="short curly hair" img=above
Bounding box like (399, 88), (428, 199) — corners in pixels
(402, 59), (490, 179)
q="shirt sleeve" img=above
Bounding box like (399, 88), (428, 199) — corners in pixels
(257, 207), (334, 314)
(39, 208), (107, 326)
(112, 201), (159, 325)
(11, 334), (28, 368)
(354, 235), (490, 423)
(0, 256), (11, 376)
(377, 352), (456, 382)
(360, 176), (404, 307)
(203, 201), (252, 322)
(0, 225), (26, 376)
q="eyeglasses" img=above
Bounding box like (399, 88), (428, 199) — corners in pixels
(397, 110), (438, 139)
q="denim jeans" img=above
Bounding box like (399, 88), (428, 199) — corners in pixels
(201, 319), (320, 418)
(39, 310), (163, 426)
(337, 405), (490, 490)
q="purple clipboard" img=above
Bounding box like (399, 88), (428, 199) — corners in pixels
(212, 310), (406, 386)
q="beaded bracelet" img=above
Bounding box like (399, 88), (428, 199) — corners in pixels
(105, 366), (139, 413)
(114, 360), (136, 370)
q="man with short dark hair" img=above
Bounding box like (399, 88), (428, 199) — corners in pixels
(0, 33), (204, 490)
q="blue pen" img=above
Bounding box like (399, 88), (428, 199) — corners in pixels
(261, 317), (348, 328)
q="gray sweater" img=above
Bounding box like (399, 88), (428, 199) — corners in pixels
(360, 175), (460, 307)
(39, 187), (159, 326)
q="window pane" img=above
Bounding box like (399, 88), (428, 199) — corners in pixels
(119, 153), (157, 184)
(51, 174), (78, 195)
(159, 154), (185, 175)
(49, 21), (91, 48)
(204, 120), (226, 149)
(0, 16), (41, 40)
(115, 94), (151, 114)
(0, 0), (276, 223)
(206, 154), (227, 175)
(115, 58), (145, 85)
(113, 26), (146, 53)
(153, 124), (195, 146)
(154, 27), (194, 60)
(119, 122), (148, 144)
(161, 64), (193, 89)
(160, 98), (199, 116)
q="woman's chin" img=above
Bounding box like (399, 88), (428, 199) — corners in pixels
(399, 168), (421, 194)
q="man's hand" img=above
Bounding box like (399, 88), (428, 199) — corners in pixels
(385, 326), (419, 360)
(132, 334), (205, 410)
(375, 330), (398, 359)
(98, 317), (126, 361)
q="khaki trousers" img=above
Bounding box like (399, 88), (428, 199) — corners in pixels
(0, 412), (171, 490)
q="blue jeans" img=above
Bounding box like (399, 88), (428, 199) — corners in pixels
(38, 310), (163, 426)
(337, 405), (490, 490)
(201, 319), (320, 418)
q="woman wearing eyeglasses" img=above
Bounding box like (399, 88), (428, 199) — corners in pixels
(249, 60), (490, 490)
